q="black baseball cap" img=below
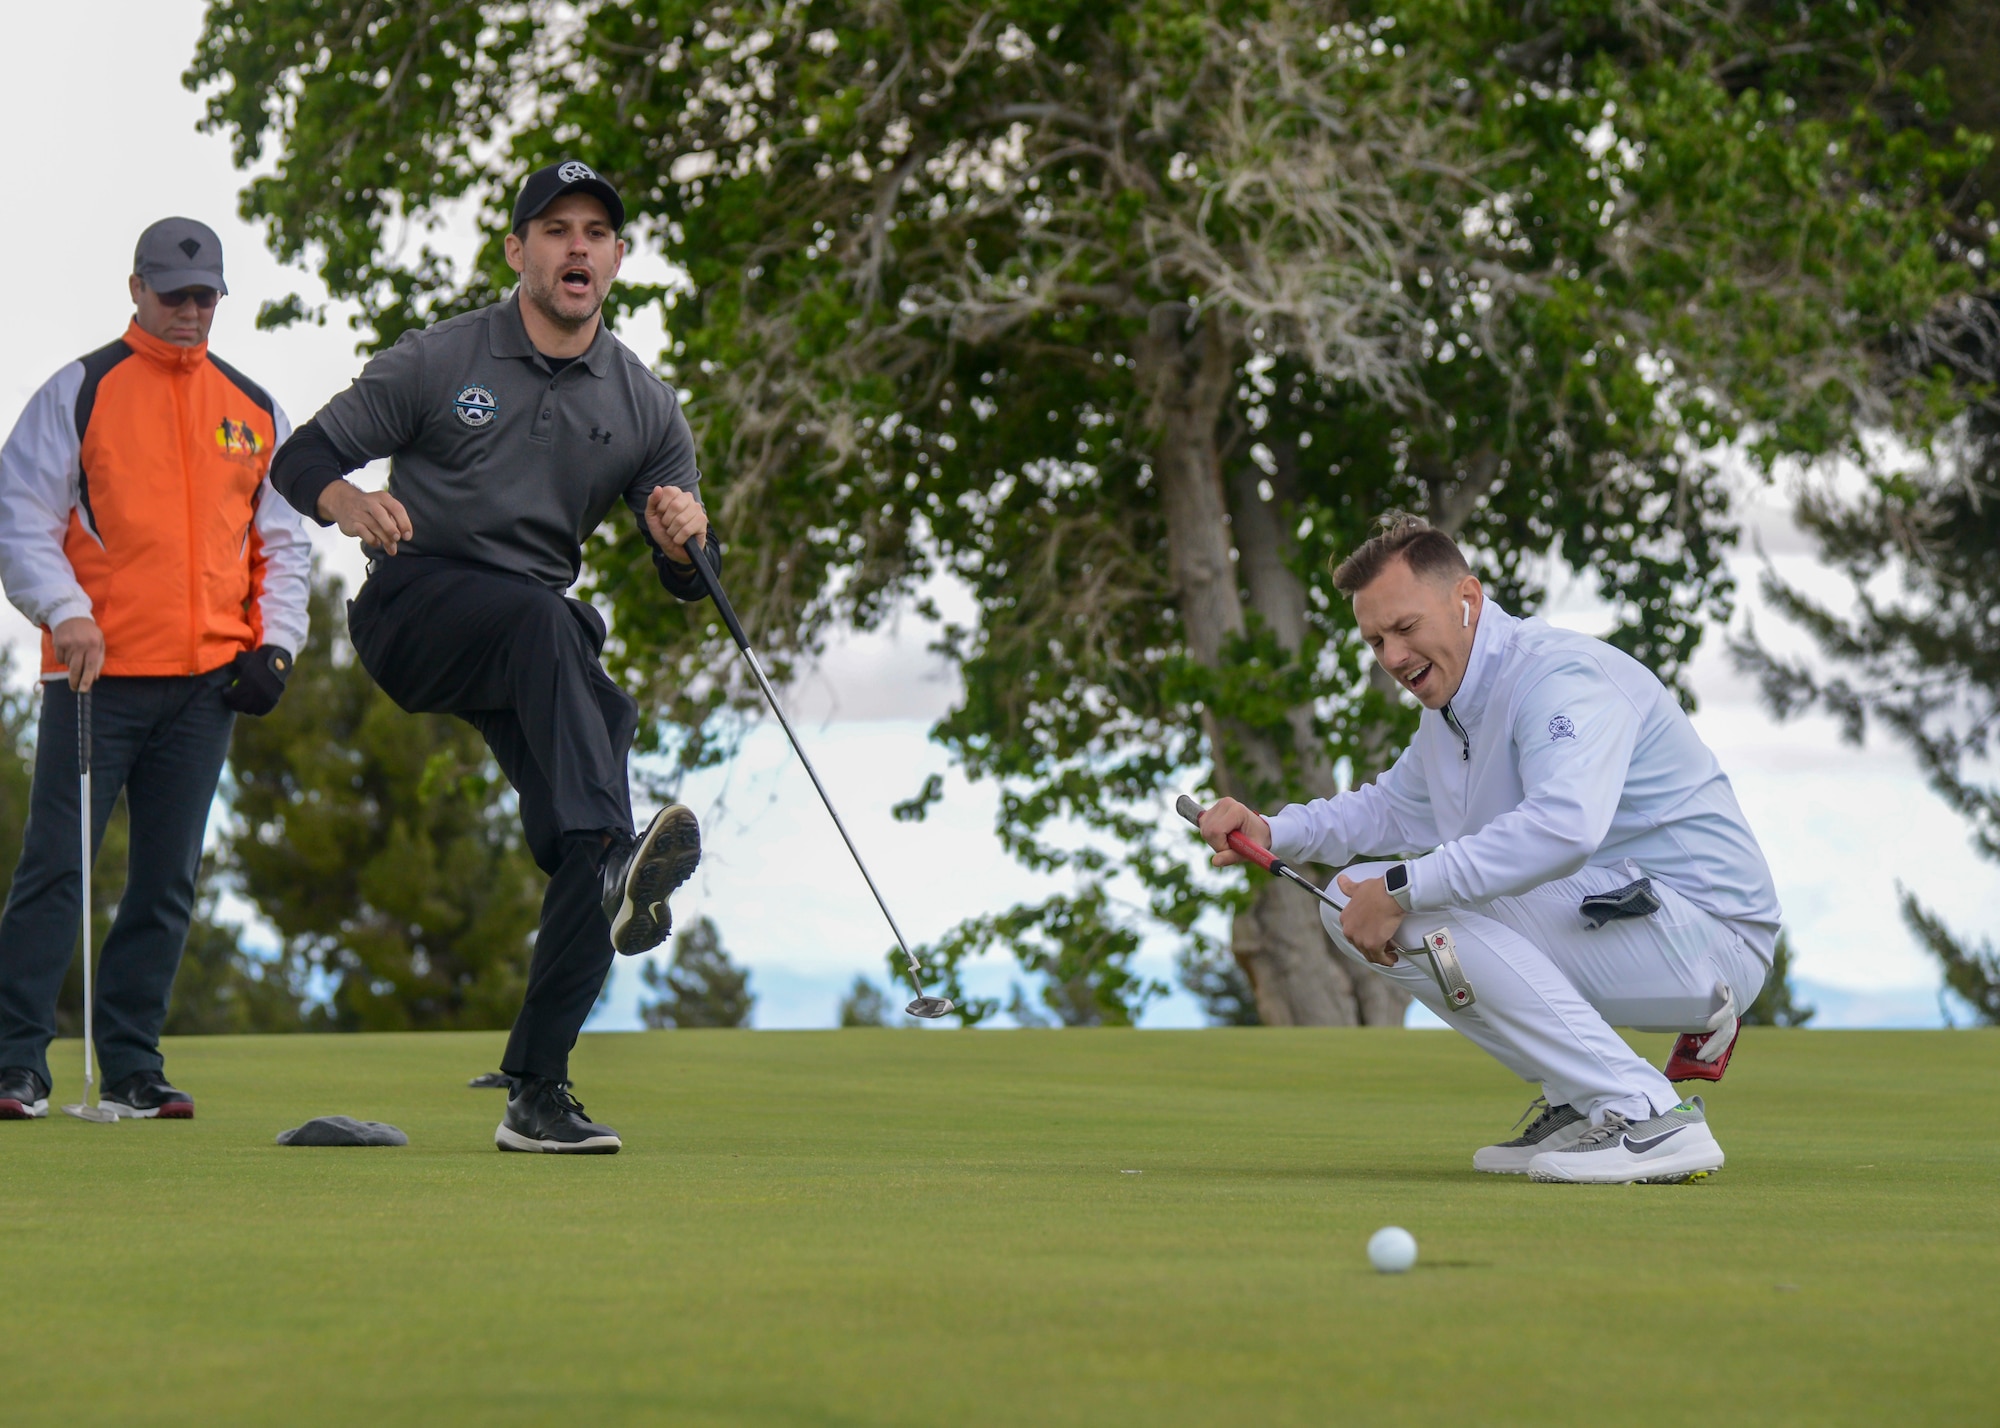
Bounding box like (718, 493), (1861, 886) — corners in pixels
(512, 160), (625, 232)
(134, 217), (227, 294)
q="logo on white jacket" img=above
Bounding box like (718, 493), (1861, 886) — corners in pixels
(454, 385), (498, 428)
(1548, 715), (1576, 741)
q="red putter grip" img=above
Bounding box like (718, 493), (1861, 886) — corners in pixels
(1225, 829), (1277, 871)
(1176, 794), (1278, 871)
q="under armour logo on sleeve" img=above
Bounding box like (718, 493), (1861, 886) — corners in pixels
(1548, 715), (1576, 741)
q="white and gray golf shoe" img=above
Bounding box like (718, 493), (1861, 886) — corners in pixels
(1527, 1096), (1724, 1184)
(1473, 1096), (1589, 1174)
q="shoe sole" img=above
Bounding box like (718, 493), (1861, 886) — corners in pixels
(0, 1098), (48, 1119)
(609, 805), (701, 956)
(1528, 1145), (1724, 1185)
(99, 1101), (194, 1120)
(494, 1122), (621, 1154)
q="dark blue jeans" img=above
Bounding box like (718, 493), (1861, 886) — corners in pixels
(0, 672), (235, 1089)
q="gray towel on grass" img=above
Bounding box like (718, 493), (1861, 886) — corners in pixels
(276, 1115), (408, 1147)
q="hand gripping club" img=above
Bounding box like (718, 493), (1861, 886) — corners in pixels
(1175, 795), (1475, 1011)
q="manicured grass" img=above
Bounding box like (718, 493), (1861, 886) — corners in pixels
(6, 1028), (1996, 1425)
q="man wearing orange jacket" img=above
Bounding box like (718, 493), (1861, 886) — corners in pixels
(0, 218), (310, 1121)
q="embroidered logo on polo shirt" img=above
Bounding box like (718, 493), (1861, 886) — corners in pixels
(454, 384), (498, 428)
(1548, 715), (1576, 742)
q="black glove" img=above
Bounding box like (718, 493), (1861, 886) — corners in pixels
(221, 645), (293, 716)
(1578, 877), (1662, 930)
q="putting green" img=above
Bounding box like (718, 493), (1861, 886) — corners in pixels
(7, 1028), (1995, 1425)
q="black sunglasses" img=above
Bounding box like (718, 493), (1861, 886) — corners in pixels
(152, 286), (220, 310)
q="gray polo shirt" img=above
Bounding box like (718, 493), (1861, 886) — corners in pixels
(315, 293), (700, 590)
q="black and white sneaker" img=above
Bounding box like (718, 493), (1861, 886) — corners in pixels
(1473, 1096), (1589, 1174)
(100, 1069), (195, 1120)
(0, 1066), (49, 1119)
(494, 1077), (622, 1154)
(602, 803), (701, 955)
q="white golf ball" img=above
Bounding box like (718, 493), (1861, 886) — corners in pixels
(1367, 1226), (1418, 1273)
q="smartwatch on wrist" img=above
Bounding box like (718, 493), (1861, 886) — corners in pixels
(1384, 862), (1414, 912)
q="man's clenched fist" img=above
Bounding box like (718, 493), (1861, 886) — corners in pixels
(51, 616), (104, 692)
(646, 484), (709, 561)
(318, 480), (414, 554)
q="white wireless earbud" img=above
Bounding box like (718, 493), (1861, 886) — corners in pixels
(1462, 599), (1471, 628)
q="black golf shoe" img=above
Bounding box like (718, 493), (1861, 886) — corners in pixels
(495, 1077), (622, 1154)
(100, 1069), (195, 1120)
(602, 803), (701, 956)
(0, 1066), (49, 1119)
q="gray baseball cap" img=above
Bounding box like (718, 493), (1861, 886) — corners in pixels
(133, 217), (228, 295)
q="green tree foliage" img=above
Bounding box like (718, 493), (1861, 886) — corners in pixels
(836, 974), (896, 1026)
(192, 1), (1985, 1025)
(162, 869), (314, 1036)
(0, 659), (36, 920)
(1734, 409), (2000, 1027)
(640, 915), (755, 1027)
(1175, 941), (1264, 1026)
(916, 885), (1164, 1025)
(1901, 892), (2000, 1025)
(1740, 929), (1814, 1028)
(1719, 0), (1999, 1024)
(222, 572), (545, 1030)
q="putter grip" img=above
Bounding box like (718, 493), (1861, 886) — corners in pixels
(1176, 793), (1278, 872)
(683, 538), (751, 652)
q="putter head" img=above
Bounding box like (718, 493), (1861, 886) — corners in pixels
(904, 996), (954, 1020)
(61, 1102), (120, 1123)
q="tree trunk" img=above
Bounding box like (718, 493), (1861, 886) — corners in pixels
(1226, 432), (1410, 1028)
(1137, 309), (1386, 1026)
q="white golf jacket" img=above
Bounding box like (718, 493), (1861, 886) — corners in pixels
(1266, 601), (1781, 962)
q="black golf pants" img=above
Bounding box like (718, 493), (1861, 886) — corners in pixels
(348, 556), (638, 1081)
(0, 671), (235, 1089)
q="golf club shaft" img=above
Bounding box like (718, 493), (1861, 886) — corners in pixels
(79, 688), (93, 1097)
(684, 539), (923, 980)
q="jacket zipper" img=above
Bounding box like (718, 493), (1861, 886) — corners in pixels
(179, 371), (200, 671)
(1443, 702), (1470, 762)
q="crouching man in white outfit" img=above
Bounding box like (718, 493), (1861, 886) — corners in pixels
(1198, 515), (1780, 1184)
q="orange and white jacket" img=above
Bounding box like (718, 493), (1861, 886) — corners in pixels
(0, 322), (310, 679)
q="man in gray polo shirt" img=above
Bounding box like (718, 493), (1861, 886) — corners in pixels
(271, 160), (713, 1155)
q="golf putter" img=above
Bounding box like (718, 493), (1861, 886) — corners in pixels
(684, 538), (954, 1019)
(63, 690), (117, 1122)
(1176, 795), (1475, 1011)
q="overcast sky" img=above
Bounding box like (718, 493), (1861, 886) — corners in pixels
(0, 2), (1984, 1030)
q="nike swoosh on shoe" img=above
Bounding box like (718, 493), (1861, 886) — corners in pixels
(1622, 1126), (1688, 1154)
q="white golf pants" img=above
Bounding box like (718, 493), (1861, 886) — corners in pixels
(1323, 862), (1771, 1124)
